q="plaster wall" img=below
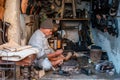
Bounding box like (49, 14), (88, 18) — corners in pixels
(91, 2), (120, 73)
(4, 0), (21, 44)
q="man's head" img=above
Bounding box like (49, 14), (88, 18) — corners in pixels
(40, 18), (53, 37)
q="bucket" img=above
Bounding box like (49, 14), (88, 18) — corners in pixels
(90, 49), (102, 63)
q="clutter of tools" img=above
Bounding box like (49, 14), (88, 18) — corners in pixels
(51, 44), (115, 76)
(48, 27), (115, 76)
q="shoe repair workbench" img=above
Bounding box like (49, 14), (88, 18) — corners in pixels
(40, 59), (96, 80)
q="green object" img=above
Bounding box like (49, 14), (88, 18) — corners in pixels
(40, 13), (48, 22)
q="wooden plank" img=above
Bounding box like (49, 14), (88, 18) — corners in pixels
(64, 0), (72, 3)
(60, 0), (65, 18)
(72, 0), (76, 18)
(52, 18), (89, 21)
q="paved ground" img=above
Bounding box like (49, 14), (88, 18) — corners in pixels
(1, 70), (120, 80)
(41, 71), (120, 80)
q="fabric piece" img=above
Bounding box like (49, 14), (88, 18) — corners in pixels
(41, 58), (52, 70)
(4, 45), (32, 52)
(0, 47), (39, 61)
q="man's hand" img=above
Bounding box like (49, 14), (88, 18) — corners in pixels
(55, 49), (63, 55)
(49, 54), (65, 61)
(47, 49), (64, 67)
(47, 49), (63, 58)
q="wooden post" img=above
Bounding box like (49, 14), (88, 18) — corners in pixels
(61, 0), (65, 18)
(72, 0), (76, 18)
(4, 0), (21, 44)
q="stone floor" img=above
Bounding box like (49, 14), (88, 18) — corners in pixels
(41, 71), (120, 80)
(0, 62), (119, 80)
(40, 58), (120, 80)
(1, 69), (120, 80)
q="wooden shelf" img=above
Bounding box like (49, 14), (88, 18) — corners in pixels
(52, 18), (89, 21)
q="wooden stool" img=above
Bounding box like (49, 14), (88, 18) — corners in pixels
(16, 54), (36, 80)
(0, 61), (16, 80)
